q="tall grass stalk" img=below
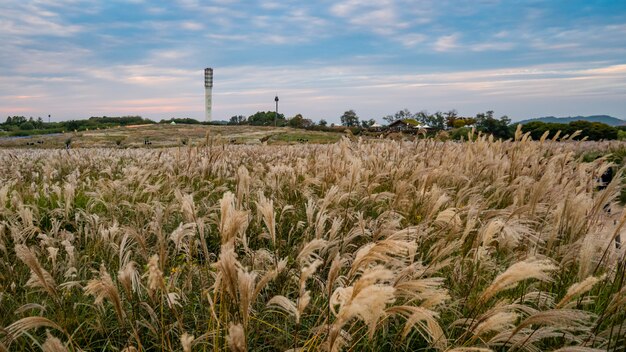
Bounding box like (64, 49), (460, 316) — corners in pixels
(1, 137), (625, 350)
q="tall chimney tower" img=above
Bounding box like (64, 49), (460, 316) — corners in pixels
(204, 68), (213, 122)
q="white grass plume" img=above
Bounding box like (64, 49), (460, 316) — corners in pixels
(2, 316), (64, 347)
(180, 332), (194, 352)
(84, 264), (125, 322)
(214, 244), (241, 301)
(145, 254), (165, 294)
(219, 191), (249, 245)
(256, 192), (276, 246)
(169, 222), (196, 253)
(118, 260), (142, 296)
(556, 275), (604, 309)
(227, 323), (246, 352)
(237, 269), (257, 328)
(350, 238), (417, 277)
(386, 305), (446, 349)
(236, 165), (251, 206)
(479, 257), (557, 303)
(297, 239), (328, 266)
(42, 331), (68, 352)
(330, 265), (396, 339)
(175, 189), (196, 223)
(470, 311), (518, 342)
(267, 295), (300, 322)
(15, 244), (57, 297)
(509, 309), (595, 338)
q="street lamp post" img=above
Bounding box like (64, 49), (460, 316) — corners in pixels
(274, 95), (279, 127)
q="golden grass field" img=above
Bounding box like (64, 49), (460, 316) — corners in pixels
(0, 124), (341, 149)
(0, 129), (625, 351)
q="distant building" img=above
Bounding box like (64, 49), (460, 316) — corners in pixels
(388, 119), (431, 132)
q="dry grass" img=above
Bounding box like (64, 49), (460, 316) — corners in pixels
(0, 124), (341, 149)
(0, 131), (625, 351)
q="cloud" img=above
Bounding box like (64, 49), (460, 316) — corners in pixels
(199, 4), (330, 45)
(0, 8), (83, 37)
(429, 33), (516, 53)
(0, 0), (624, 122)
(494, 30), (509, 39)
(469, 41), (515, 52)
(180, 21), (204, 31)
(206, 33), (251, 42)
(434, 34), (460, 52)
(6, 58), (624, 122)
(396, 33), (427, 48)
(258, 1), (283, 10)
(527, 24), (626, 55)
(329, 0), (409, 36)
(149, 49), (195, 61)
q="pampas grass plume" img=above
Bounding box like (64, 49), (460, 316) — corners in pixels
(146, 254), (165, 294)
(556, 275), (604, 308)
(180, 332), (194, 352)
(227, 323), (246, 352)
(479, 258), (557, 302)
(42, 331), (68, 352)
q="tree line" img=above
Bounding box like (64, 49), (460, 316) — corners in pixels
(4, 110), (624, 141)
(1, 116), (154, 136)
(521, 120), (621, 141)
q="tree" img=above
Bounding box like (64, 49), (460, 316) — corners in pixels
(520, 120), (618, 141)
(20, 122), (34, 130)
(570, 120), (617, 140)
(383, 108), (412, 124)
(426, 111), (446, 131)
(413, 110), (446, 131)
(288, 114), (313, 128)
(453, 118), (476, 128)
(65, 120), (84, 131)
(159, 118), (200, 124)
(229, 115), (247, 125)
(361, 119), (376, 128)
(445, 110), (458, 128)
(521, 121), (553, 139)
(415, 110), (429, 124)
(248, 111), (285, 126)
(475, 111), (512, 139)
(340, 110), (359, 127)
(4, 116), (26, 125)
(383, 115), (395, 125)
(319, 119), (328, 127)
(450, 127), (474, 140)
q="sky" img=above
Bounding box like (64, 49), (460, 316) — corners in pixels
(1, 0), (625, 123)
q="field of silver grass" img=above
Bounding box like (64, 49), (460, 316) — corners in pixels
(0, 131), (625, 351)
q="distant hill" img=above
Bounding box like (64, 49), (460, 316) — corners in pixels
(517, 115), (626, 126)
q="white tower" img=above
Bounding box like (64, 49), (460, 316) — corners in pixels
(204, 68), (213, 122)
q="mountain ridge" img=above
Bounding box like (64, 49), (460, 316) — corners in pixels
(517, 115), (626, 126)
